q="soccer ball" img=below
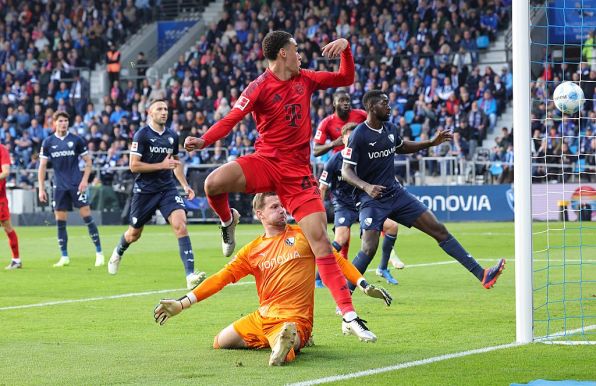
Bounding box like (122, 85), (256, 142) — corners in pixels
(553, 81), (584, 114)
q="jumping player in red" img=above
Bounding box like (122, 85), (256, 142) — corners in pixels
(0, 144), (21, 270)
(184, 30), (376, 341)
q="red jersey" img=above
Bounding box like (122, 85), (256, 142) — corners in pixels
(0, 145), (10, 198)
(201, 45), (355, 165)
(313, 109), (367, 153)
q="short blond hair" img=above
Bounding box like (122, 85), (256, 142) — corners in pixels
(252, 192), (277, 214)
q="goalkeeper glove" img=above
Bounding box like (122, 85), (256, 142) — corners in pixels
(358, 280), (393, 306)
(153, 295), (192, 325)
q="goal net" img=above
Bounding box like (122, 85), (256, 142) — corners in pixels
(525, 0), (596, 344)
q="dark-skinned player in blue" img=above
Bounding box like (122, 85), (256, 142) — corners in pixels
(341, 90), (505, 290)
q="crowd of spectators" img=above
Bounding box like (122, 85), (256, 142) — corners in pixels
(0, 0), (155, 187)
(0, 0), (537, 191)
(528, 59), (596, 183)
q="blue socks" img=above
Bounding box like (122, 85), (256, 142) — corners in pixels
(348, 251), (373, 291)
(116, 234), (130, 256)
(439, 234), (484, 280)
(83, 216), (102, 253)
(57, 220), (68, 257)
(178, 236), (194, 276)
(378, 234), (397, 270)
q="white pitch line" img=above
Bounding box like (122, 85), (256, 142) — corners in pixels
(0, 281), (255, 311)
(286, 342), (522, 386)
(286, 325), (596, 386)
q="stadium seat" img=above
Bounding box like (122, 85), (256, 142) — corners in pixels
(411, 123), (422, 137)
(405, 110), (415, 124)
(575, 159), (586, 173)
(477, 35), (490, 49)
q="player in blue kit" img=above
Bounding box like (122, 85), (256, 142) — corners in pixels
(38, 111), (104, 267)
(107, 99), (206, 289)
(319, 122), (403, 285)
(341, 91), (505, 289)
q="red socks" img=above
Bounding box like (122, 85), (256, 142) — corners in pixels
(207, 193), (231, 223)
(315, 253), (354, 314)
(6, 230), (19, 259)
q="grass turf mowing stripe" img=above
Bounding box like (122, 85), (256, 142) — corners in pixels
(0, 260), (465, 311)
(0, 281), (256, 311)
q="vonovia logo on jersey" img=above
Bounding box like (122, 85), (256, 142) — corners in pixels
(388, 134), (394, 143)
(285, 237), (295, 246)
(67, 141), (74, 148)
(168, 137), (174, 145)
(364, 218), (372, 226)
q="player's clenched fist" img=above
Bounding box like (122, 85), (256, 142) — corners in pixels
(38, 189), (47, 203)
(161, 154), (180, 170)
(184, 136), (205, 152)
(321, 38), (349, 59)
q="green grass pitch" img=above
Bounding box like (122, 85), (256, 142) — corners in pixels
(1, 222), (594, 385)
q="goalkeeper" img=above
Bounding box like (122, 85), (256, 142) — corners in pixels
(154, 192), (392, 366)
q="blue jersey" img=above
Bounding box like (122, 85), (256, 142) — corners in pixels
(319, 150), (357, 211)
(130, 125), (179, 194)
(40, 133), (87, 190)
(343, 121), (404, 205)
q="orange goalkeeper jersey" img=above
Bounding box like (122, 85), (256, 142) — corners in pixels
(191, 224), (364, 321)
(194, 224), (315, 320)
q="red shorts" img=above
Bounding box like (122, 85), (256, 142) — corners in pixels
(236, 153), (324, 222)
(0, 197), (9, 221)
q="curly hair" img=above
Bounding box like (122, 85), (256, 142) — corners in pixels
(262, 30), (293, 61)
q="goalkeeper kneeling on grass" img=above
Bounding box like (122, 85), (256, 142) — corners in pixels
(154, 192), (392, 366)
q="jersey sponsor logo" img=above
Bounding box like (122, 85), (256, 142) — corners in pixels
(314, 130), (322, 140)
(285, 237), (295, 246)
(234, 96), (250, 111)
(343, 147), (353, 159)
(293, 83), (305, 95)
(284, 104), (302, 127)
(149, 146), (173, 154)
(368, 147), (395, 159)
(388, 134), (395, 143)
(50, 150), (76, 157)
(131, 142), (138, 151)
(258, 250), (301, 271)
(369, 142), (377, 147)
(320, 170), (328, 181)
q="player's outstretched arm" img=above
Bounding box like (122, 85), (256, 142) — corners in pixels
(154, 266), (246, 325)
(311, 39), (355, 89)
(398, 129), (453, 154)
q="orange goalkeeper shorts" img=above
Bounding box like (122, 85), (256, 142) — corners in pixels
(231, 310), (312, 350)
